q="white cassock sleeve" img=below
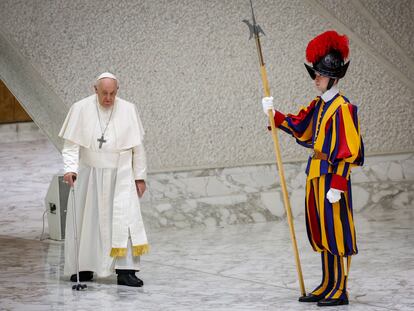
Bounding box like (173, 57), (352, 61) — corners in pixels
(62, 140), (80, 174)
(132, 143), (147, 180)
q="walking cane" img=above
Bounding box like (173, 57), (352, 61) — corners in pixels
(243, 0), (306, 297)
(70, 177), (87, 291)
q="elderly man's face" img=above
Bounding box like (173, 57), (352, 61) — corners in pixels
(95, 78), (118, 107)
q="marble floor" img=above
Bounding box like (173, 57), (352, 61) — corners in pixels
(1, 139), (414, 310)
(0, 210), (413, 311)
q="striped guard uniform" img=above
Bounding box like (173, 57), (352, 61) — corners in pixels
(272, 86), (364, 299)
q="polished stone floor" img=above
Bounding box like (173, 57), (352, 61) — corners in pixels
(1, 138), (413, 310)
(0, 210), (413, 311)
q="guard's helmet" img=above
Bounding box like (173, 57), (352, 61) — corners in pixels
(304, 30), (350, 80)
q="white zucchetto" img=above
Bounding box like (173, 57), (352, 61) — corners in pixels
(97, 72), (117, 81)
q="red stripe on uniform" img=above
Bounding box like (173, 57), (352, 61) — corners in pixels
(331, 174), (348, 191)
(308, 184), (321, 246)
(287, 100), (317, 126)
(348, 103), (354, 115)
(325, 118), (332, 134)
(274, 111), (286, 127)
(337, 107), (352, 159)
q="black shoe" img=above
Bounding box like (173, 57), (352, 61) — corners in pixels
(317, 297), (349, 307)
(129, 273), (144, 286)
(116, 269), (144, 287)
(299, 294), (325, 302)
(117, 273), (144, 287)
(70, 271), (94, 282)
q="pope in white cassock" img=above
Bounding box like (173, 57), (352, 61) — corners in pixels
(59, 72), (149, 287)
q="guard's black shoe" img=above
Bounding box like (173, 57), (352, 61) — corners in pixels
(299, 294), (325, 302)
(70, 271), (94, 282)
(117, 273), (144, 287)
(317, 297), (349, 307)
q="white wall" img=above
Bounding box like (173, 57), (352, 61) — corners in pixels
(0, 0), (413, 172)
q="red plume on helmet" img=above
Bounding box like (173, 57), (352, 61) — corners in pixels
(304, 30), (350, 80)
(306, 30), (349, 63)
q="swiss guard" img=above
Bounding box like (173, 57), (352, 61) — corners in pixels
(262, 30), (364, 306)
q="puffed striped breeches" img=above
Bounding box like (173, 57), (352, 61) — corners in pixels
(305, 174), (357, 298)
(305, 174), (357, 256)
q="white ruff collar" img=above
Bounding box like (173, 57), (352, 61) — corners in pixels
(321, 85), (339, 102)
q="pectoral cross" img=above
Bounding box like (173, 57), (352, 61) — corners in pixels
(97, 135), (107, 149)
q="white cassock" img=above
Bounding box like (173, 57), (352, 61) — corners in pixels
(59, 94), (149, 277)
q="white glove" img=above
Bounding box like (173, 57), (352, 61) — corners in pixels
(262, 96), (275, 115)
(326, 188), (342, 203)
